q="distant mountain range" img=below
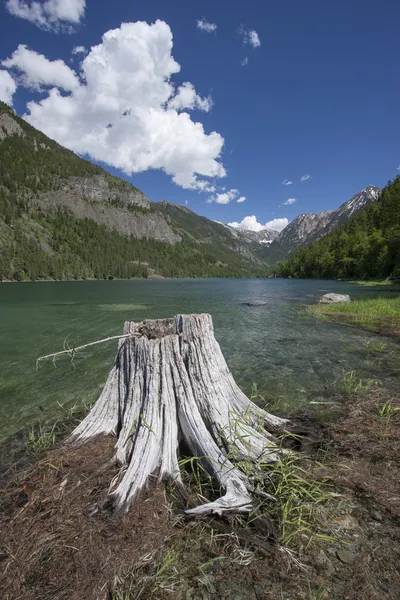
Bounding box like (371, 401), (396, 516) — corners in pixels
(262, 186), (381, 261)
(279, 178), (399, 280)
(0, 100), (381, 280)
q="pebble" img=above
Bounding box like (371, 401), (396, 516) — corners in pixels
(332, 514), (359, 530)
(371, 509), (383, 522)
(336, 548), (357, 564)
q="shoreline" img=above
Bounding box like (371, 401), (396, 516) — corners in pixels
(1, 275), (399, 284)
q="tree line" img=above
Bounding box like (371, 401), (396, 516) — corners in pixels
(0, 195), (265, 281)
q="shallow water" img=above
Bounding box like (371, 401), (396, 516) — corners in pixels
(0, 278), (398, 441)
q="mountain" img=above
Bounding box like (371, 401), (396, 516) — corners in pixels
(0, 100), (384, 281)
(0, 101), (267, 280)
(263, 186), (381, 262)
(322, 186), (381, 233)
(223, 225), (279, 245)
(215, 223), (279, 262)
(267, 211), (334, 259)
(279, 177), (400, 280)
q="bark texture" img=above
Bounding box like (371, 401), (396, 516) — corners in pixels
(70, 314), (288, 515)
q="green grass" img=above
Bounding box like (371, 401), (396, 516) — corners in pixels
(339, 369), (380, 396)
(257, 445), (337, 547)
(306, 296), (400, 331)
(347, 280), (400, 287)
(27, 422), (58, 453)
(362, 337), (387, 354)
(376, 400), (400, 440)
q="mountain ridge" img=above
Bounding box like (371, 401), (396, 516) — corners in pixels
(0, 100), (382, 280)
(279, 178), (400, 280)
(261, 185), (381, 262)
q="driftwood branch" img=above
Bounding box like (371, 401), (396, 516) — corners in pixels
(36, 334), (131, 369)
(40, 314), (290, 517)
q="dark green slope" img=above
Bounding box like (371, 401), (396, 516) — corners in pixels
(156, 201), (234, 243)
(279, 177), (400, 280)
(0, 101), (267, 281)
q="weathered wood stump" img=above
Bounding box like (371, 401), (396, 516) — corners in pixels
(69, 314), (289, 515)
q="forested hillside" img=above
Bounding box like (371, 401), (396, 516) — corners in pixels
(1, 99), (391, 282)
(279, 177), (400, 280)
(0, 101), (266, 281)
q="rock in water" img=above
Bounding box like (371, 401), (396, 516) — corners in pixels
(319, 293), (351, 304)
(244, 301), (268, 307)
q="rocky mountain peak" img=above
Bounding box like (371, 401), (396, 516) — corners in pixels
(323, 185), (381, 230)
(263, 185), (381, 262)
(222, 223), (279, 245)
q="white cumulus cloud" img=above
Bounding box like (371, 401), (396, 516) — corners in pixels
(168, 81), (212, 112)
(300, 174), (311, 181)
(241, 57), (249, 67)
(0, 70), (17, 105)
(208, 188), (239, 204)
(2, 21), (226, 191)
(5, 0), (86, 31)
(228, 216), (288, 232)
(283, 198), (296, 205)
(3, 45), (80, 92)
(281, 179), (293, 185)
(266, 218), (289, 231)
(236, 196), (246, 203)
(72, 45), (87, 55)
(396, 165), (400, 171)
(197, 19), (217, 33)
(239, 27), (261, 48)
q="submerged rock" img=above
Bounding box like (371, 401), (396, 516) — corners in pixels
(319, 293), (351, 304)
(244, 301), (268, 307)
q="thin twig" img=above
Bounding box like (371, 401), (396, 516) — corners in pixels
(36, 334), (131, 369)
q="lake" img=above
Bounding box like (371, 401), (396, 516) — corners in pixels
(0, 278), (398, 442)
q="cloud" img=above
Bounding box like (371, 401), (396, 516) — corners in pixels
(283, 198), (296, 205)
(0, 70), (17, 105)
(168, 81), (212, 112)
(397, 165), (400, 171)
(208, 188), (239, 204)
(197, 19), (217, 33)
(300, 174), (311, 181)
(228, 216), (288, 232)
(248, 31), (261, 48)
(5, 0), (86, 31)
(192, 180), (216, 193)
(72, 45), (87, 55)
(239, 27), (261, 48)
(266, 218), (289, 231)
(241, 57), (249, 67)
(281, 179), (293, 185)
(3, 20), (226, 191)
(3, 44), (80, 91)
(236, 196), (246, 203)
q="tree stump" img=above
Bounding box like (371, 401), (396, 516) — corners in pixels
(69, 314), (289, 515)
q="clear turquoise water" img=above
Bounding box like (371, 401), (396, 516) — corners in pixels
(0, 278), (398, 441)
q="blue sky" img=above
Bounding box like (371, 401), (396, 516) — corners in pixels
(0, 0), (399, 232)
